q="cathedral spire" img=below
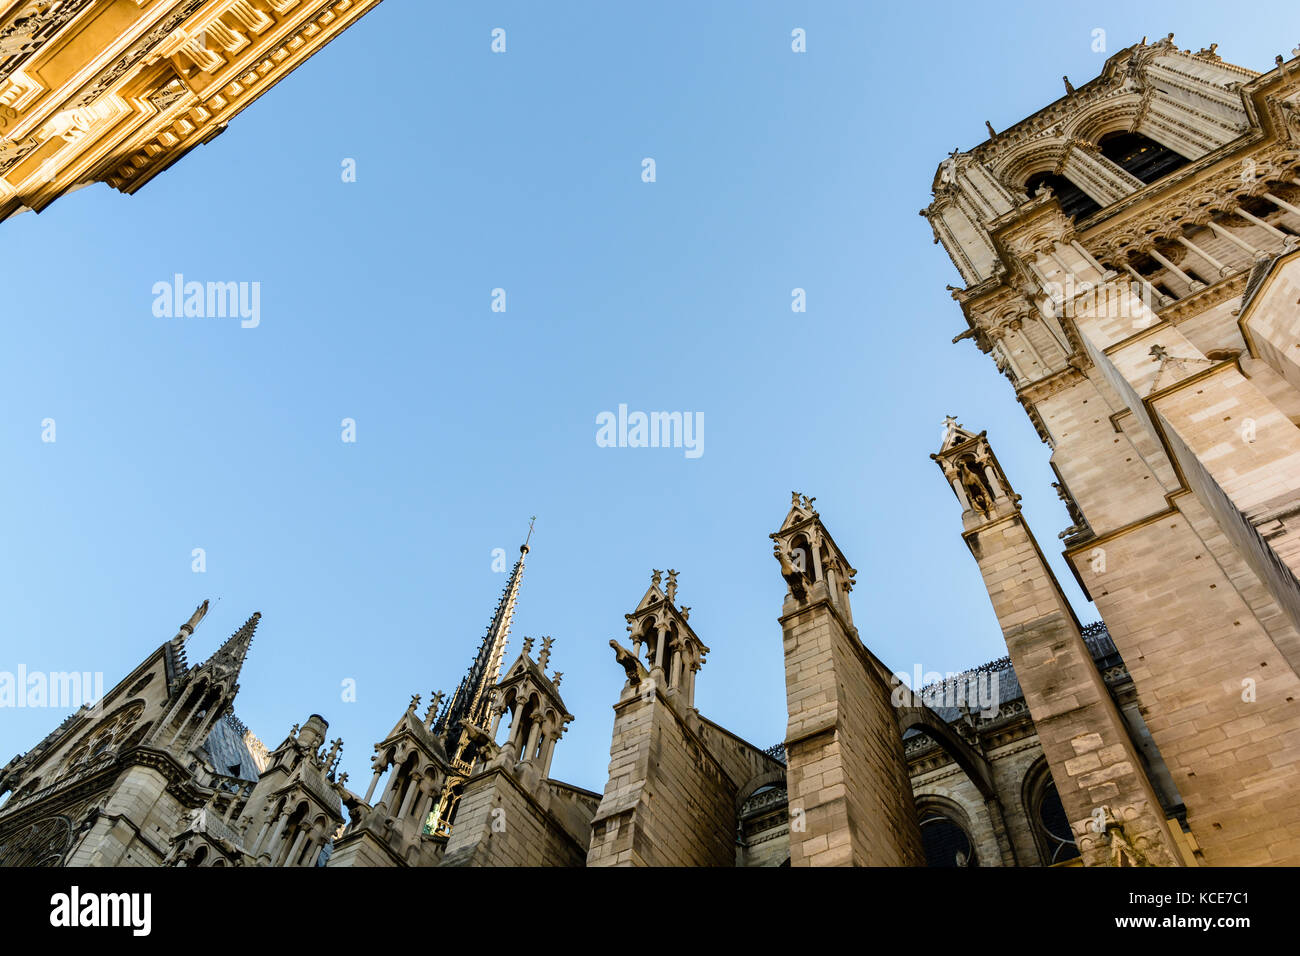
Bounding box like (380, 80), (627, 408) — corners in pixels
(198, 611), (261, 685)
(435, 520), (533, 745)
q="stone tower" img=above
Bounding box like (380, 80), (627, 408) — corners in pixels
(771, 493), (924, 866)
(587, 568), (785, 866)
(924, 36), (1300, 865)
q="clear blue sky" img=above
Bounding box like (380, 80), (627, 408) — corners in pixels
(2, 3), (1294, 794)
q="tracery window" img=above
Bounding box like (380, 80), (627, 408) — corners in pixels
(1034, 779), (1081, 864)
(1023, 760), (1081, 865)
(918, 811), (977, 867)
(61, 700), (145, 775)
(0, 815), (74, 867)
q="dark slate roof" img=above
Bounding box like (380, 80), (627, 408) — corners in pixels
(201, 713), (267, 782)
(906, 622), (1120, 730)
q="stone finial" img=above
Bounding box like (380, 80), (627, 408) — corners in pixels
(665, 570), (679, 603)
(424, 690), (445, 727)
(650, 569), (662, 589)
(1063, 75), (1075, 95)
(551, 672), (563, 687)
(290, 723), (300, 739)
(406, 693), (421, 714)
(179, 599), (209, 637)
(538, 636), (554, 670)
(801, 495), (816, 512)
(324, 738), (344, 774)
(679, 606), (690, 621)
(337, 771), (349, 787)
(522, 636), (535, 657)
(791, 490), (801, 507)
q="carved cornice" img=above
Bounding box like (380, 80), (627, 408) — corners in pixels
(1016, 363), (1089, 406)
(1158, 271), (1249, 324)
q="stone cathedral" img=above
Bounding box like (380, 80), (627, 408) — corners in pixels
(3, 33), (1300, 867)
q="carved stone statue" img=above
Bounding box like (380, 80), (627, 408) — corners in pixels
(957, 458), (994, 514)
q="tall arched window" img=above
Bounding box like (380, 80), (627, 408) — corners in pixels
(1024, 171), (1101, 220)
(1035, 780), (1080, 864)
(1098, 132), (1189, 184)
(1023, 759), (1081, 865)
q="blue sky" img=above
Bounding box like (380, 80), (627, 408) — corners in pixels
(2, 3), (1295, 794)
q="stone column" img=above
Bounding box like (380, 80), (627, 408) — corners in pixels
(1234, 206), (1290, 247)
(1070, 239), (1107, 275)
(397, 774), (421, 818)
(523, 717), (541, 762)
(539, 734), (557, 777)
(1208, 219), (1264, 257)
(261, 813), (288, 862)
(284, 828), (308, 868)
(1175, 235), (1233, 279)
(1119, 262), (1173, 307)
(166, 695), (201, 748)
(1147, 246), (1205, 291)
(363, 767), (384, 804)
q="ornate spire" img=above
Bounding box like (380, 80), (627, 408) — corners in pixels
(434, 522), (532, 745)
(199, 611), (260, 683)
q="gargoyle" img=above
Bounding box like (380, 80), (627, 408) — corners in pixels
(609, 639), (647, 688)
(459, 719), (499, 765)
(773, 543), (807, 600)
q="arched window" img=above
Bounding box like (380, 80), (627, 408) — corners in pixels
(1024, 171), (1101, 220)
(1023, 759), (1081, 865)
(0, 814), (73, 866)
(918, 811), (977, 867)
(1098, 132), (1189, 185)
(1034, 780), (1081, 864)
